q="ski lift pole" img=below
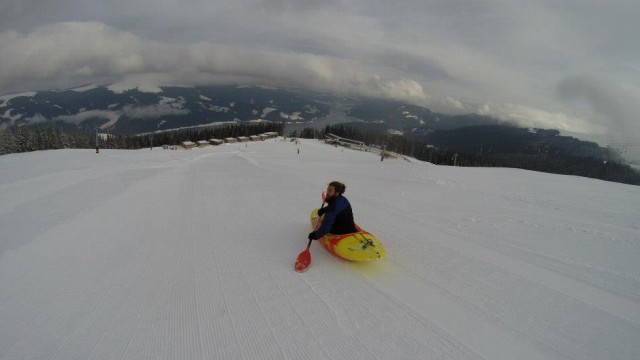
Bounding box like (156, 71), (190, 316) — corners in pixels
(95, 127), (99, 154)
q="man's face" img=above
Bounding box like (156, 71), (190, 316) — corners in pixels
(326, 185), (337, 200)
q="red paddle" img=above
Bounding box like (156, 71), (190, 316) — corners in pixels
(295, 192), (326, 272)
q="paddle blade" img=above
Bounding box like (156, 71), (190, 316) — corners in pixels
(295, 248), (311, 272)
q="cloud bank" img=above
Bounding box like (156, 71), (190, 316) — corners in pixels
(0, 22), (427, 106)
(557, 75), (640, 140)
(0, 0), (639, 151)
(56, 103), (190, 128)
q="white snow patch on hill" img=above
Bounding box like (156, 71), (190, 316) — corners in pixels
(0, 91), (36, 107)
(402, 111), (419, 120)
(2, 109), (22, 122)
(303, 104), (319, 114)
(402, 111), (425, 125)
(261, 107), (277, 117)
(1, 140), (639, 359)
(280, 111), (302, 120)
(209, 105), (230, 113)
(57, 109), (118, 125)
(159, 96), (175, 105)
(69, 84), (101, 92)
(157, 96), (186, 111)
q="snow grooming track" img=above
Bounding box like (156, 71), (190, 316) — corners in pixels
(300, 261), (486, 360)
(1, 139), (639, 359)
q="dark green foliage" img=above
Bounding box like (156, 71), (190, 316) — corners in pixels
(327, 124), (640, 186)
(297, 127), (318, 139)
(0, 124), (92, 153)
(346, 99), (499, 131)
(420, 125), (621, 161)
(0, 122), (284, 155)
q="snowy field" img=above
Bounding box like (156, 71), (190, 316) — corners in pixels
(1, 138), (639, 360)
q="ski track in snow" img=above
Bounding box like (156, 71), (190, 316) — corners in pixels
(1, 139), (639, 359)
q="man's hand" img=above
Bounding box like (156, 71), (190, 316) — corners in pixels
(308, 232), (317, 241)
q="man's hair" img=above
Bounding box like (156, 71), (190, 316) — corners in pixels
(329, 181), (346, 194)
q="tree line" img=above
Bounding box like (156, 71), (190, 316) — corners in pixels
(293, 124), (640, 186)
(0, 122), (284, 156)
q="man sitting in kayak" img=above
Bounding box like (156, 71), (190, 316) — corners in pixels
(308, 181), (358, 241)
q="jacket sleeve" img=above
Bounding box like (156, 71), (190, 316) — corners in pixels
(314, 198), (346, 238)
(317, 207), (327, 217)
(314, 208), (336, 238)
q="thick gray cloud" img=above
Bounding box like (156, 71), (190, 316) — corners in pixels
(1, 0), (639, 151)
(0, 22), (427, 103)
(558, 75), (640, 150)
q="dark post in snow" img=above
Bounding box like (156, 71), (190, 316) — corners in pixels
(381, 143), (387, 162)
(95, 128), (99, 154)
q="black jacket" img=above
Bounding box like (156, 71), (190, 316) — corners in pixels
(316, 195), (358, 237)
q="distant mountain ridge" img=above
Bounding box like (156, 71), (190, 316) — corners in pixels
(346, 99), (502, 134)
(0, 84), (619, 162)
(1, 85), (506, 136)
(421, 125), (619, 160)
(326, 99), (618, 162)
(0, 85), (332, 135)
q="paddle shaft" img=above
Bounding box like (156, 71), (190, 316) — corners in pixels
(307, 201), (325, 248)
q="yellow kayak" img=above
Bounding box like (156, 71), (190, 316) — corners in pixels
(310, 208), (386, 261)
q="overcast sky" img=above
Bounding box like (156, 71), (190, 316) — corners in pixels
(1, 0), (639, 151)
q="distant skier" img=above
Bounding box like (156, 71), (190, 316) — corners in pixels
(308, 181), (358, 241)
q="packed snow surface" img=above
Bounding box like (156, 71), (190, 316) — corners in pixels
(1, 139), (639, 359)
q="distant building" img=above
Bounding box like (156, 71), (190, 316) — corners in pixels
(249, 135), (260, 141)
(260, 132), (278, 139)
(197, 140), (210, 147)
(209, 138), (224, 146)
(237, 136), (250, 142)
(181, 141), (195, 149)
(224, 137), (237, 143)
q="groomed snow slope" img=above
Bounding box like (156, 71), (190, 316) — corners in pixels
(1, 139), (639, 360)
